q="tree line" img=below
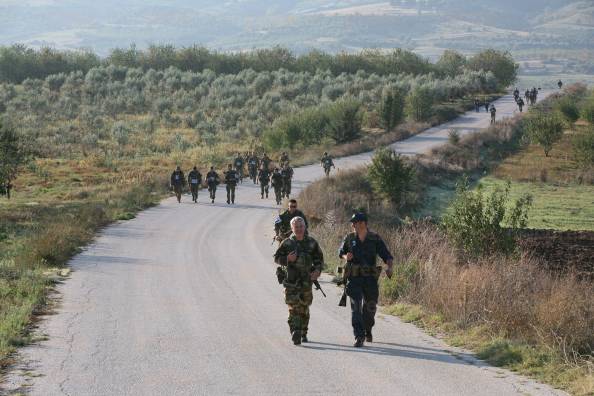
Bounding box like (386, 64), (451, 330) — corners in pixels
(0, 45), (517, 89)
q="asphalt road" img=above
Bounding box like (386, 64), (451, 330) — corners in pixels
(3, 92), (566, 396)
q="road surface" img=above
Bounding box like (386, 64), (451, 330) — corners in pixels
(3, 92), (565, 395)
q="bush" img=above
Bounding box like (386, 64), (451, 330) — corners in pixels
(368, 148), (416, 208)
(554, 96), (580, 124)
(581, 98), (594, 124)
(326, 98), (362, 143)
(441, 180), (532, 258)
(380, 89), (405, 131)
(405, 86), (433, 122)
(573, 127), (594, 170)
(448, 129), (460, 145)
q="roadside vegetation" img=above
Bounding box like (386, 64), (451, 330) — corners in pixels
(0, 46), (516, 370)
(300, 85), (594, 394)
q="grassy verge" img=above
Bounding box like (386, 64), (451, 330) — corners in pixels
(300, 87), (594, 394)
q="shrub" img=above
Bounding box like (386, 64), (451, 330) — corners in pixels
(380, 89), (405, 131)
(581, 98), (594, 124)
(326, 98), (362, 143)
(368, 148), (416, 208)
(405, 86), (433, 122)
(573, 127), (594, 170)
(448, 129), (460, 145)
(441, 180), (532, 258)
(554, 96), (580, 124)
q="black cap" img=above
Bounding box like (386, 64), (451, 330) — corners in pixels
(350, 213), (368, 223)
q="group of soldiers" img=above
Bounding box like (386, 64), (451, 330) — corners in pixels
(473, 98), (497, 124)
(169, 151), (336, 205)
(517, 86), (541, 108)
(273, 200), (393, 348)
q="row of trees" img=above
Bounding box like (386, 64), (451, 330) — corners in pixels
(0, 45), (518, 89)
(0, 65), (498, 157)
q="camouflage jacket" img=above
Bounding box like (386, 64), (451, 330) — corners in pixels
(275, 209), (308, 238)
(274, 234), (324, 277)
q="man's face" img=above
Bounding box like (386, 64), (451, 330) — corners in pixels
(352, 221), (367, 234)
(288, 202), (297, 214)
(291, 220), (305, 238)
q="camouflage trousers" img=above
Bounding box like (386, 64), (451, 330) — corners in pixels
(284, 284), (313, 335)
(173, 185), (183, 202)
(273, 185), (282, 205)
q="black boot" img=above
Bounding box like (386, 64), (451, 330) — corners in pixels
(301, 334), (308, 343)
(365, 330), (373, 343)
(292, 331), (302, 345)
(354, 337), (365, 348)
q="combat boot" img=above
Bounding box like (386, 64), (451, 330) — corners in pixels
(365, 330), (373, 343)
(301, 334), (308, 343)
(354, 337), (365, 348)
(291, 330), (302, 345)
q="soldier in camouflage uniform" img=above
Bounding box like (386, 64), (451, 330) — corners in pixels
(257, 165), (271, 199)
(224, 164), (239, 204)
(280, 163), (294, 199)
(275, 199), (308, 242)
(170, 165), (185, 203)
(274, 217), (323, 345)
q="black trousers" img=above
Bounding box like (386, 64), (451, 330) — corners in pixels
(226, 184), (236, 203)
(208, 183), (217, 199)
(346, 276), (379, 338)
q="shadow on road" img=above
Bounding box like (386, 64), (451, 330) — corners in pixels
(303, 341), (480, 366)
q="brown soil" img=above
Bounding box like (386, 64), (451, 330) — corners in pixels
(518, 229), (594, 275)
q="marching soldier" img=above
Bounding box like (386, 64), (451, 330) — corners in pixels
(258, 165), (271, 199)
(234, 153), (244, 183)
(206, 166), (220, 204)
(338, 213), (394, 348)
(224, 164), (239, 204)
(281, 163), (294, 199)
(274, 217), (323, 345)
(275, 199), (308, 242)
(170, 165), (185, 203)
(271, 167), (284, 205)
(187, 166), (202, 203)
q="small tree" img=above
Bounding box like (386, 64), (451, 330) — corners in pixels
(380, 89), (405, 132)
(523, 111), (564, 157)
(441, 180), (532, 258)
(554, 96), (580, 124)
(0, 120), (30, 199)
(367, 148), (416, 207)
(405, 86), (433, 122)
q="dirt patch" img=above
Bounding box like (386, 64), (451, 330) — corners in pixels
(518, 229), (594, 275)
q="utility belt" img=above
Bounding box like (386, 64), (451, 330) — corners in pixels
(341, 264), (382, 279)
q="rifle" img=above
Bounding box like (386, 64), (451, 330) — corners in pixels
(312, 279), (326, 298)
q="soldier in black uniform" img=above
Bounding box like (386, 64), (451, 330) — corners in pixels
(338, 213), (394, 347)
(234, 153), (244, 183)
(275, 199), (308, 242)
(206, 166), (220, 204)
(187, 166), (202, 203)
(257, 165), (271, 199)
(271, 167), (284, 205)
(170, 166), (185, 203)
(224, 164), (239, 204)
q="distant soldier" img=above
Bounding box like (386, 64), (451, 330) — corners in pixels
(517, 97), (525, 113)
(170, 165), (185, 203)
(261, 153), (272, 171)
(281, 163), (294, 199)
(558, 80), (563, 89)
(206, 166), (220, 204)
(474, 98), (480, 112)
(279, 151), (290, 168)
(275, 199), (308, 242)
(338, 213), (393, 348)
(490, 105), (497, 124)
(187, 166), (202, 203)
(524, 89), (530, 103)
(247, 152), (259, 184)
(274, 216), (323, 345)
(258, 165), (271, 199)
(224, 164), (239, 205)
(484, 100), (489, 113)
(321, 153), (335, 177)
(513, 87), (520, 101)
(271, 167), (284, 205)
(0, 181), (12, 199)
(234, 153), (244, 183)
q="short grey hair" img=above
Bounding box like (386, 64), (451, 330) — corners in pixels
(290, 216), (305, 228)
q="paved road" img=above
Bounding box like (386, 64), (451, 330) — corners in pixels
(3, 92), (565, 396)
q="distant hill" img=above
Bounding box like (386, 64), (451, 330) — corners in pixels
(0, 0), (592, 75)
